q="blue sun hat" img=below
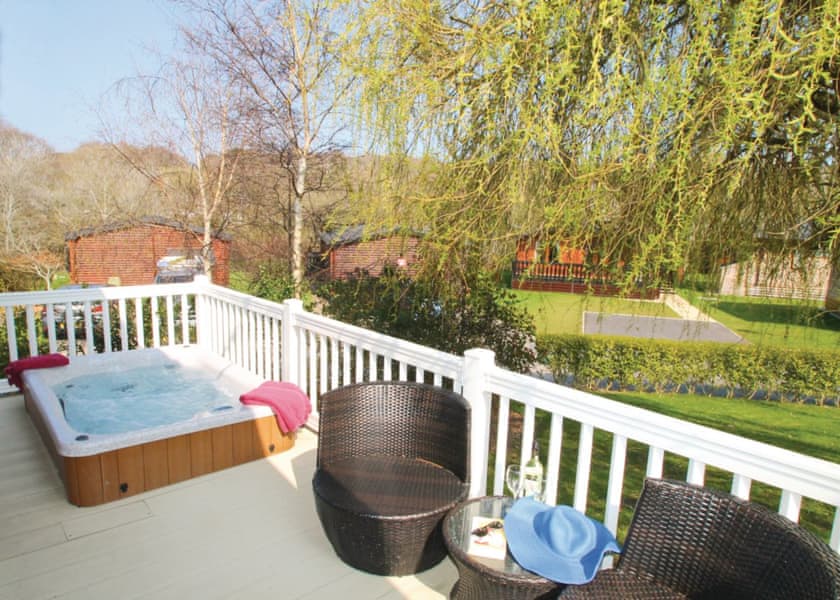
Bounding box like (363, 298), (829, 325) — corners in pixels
(503, 498), (621, 584)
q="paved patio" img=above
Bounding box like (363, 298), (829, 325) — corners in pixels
(580, 292), (743, 343)
(583, 311), (745, 343)
(0, 394), (457, 599)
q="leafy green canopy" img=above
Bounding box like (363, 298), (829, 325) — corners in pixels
(349, 0), (840, 287)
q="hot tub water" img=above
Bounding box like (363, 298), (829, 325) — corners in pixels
(54, 363), (237, 435)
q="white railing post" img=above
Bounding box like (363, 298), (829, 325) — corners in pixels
(463, 348), (496, 498)
(193, 276), (211, 351)
(282, 299), (303, 384)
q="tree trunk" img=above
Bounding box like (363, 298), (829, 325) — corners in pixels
(202, 219), (214, 279)
(291, 153), (306, 298)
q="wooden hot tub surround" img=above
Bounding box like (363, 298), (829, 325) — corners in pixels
(63, 416), (294, 506)
(24, 388), (295, 507)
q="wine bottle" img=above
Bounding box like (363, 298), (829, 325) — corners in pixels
(522, 441), (544, 500)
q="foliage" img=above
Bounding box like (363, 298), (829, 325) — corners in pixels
(0, 122), (68, 289)
(324, 268), (537, 372)
(248, 264), (316, 310)
(183, 0), (354, 296)
(106, 33), (248, 280)
(0, 308), (51, 370)
(348, 0), (840, 288)
(538, 334), (840, 404)
(0, 264), (45, 293)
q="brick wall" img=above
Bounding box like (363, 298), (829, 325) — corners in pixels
(67, 223), (230, 286)
(329, 237), (420, 279)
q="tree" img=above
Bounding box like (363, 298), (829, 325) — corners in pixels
(0, 251), (65, 291)
(181, 0), (353, 296)
(348, 1), (840, 289)
(0, 122), (65, 289)
(104, 38), (248, 278)
(50, 142), (160, 228)
(223, 147), (347, 276)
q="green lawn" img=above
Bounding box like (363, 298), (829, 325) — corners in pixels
(603, 391), (840, 465)
(512, 290), (678, 336)
(680, 291), (840, 349)
(514, 287), (840, 347)
(499, 391), (840, 543)
(503, 290), (840, 541)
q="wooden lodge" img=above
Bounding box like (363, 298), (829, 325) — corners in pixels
(511, 236), (660, 299)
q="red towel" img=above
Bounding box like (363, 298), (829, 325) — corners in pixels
(240, 381), (311, 433)
(5, 353), (70, 389)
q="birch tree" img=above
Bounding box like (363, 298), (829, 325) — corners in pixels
(181, 0), (352, 296)
(106, 42), (247, 277)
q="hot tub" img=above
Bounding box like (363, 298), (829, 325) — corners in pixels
(22, 346), (296, 506)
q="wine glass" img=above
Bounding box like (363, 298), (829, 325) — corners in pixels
(505, 464), (524, 499)
(522, 474), (546, 502)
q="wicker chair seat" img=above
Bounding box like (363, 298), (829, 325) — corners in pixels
(313, 455), (466, 517)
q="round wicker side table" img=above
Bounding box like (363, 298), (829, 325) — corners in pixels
(443, 496), (564, 600)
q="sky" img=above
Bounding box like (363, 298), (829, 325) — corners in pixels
(0, 0), (188, 152)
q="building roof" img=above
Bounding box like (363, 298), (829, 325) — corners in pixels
(65, 216), (232, 242)
(320, 225), (424, 247)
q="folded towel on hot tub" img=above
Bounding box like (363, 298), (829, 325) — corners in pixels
(5, 353), (70, 389)
(240, 381), (311, 433)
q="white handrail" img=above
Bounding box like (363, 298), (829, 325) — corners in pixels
(3, 279), (840, 551)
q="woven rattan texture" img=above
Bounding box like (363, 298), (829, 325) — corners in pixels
(447, 552), (561, 600)
(312, 382), (470, 576)
(559, 569), (685, 599)
(560, 478), (840, 600)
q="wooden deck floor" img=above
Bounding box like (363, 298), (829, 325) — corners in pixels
(0, 394), (457, 599)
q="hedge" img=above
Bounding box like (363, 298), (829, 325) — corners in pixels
(536, 334), (840, 405)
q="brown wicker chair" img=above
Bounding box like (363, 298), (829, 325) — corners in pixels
(312, 381), (470, 576)
(559, 478), (840, 599)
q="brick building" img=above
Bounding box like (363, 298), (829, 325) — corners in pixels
(320, 226), (421, 280)
(66, 217), (231, 286)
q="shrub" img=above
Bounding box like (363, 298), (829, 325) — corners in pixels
(537, 334), (840, 404)
(248, 264), (315, 310)
(324, 268), (537, 372)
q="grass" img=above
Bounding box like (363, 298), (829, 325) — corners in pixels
(680, 290), (840, 349)
(496, 391), (840, 543)
(512, 290), (678, 336)
(602, 391), (840, 465)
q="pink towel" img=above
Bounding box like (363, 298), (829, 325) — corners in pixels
(5, 353), (70, 389)
(240, 381), (311, 433)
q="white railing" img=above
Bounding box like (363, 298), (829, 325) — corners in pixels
(0, 281), (198, 392)
(3, 277), (840, 551)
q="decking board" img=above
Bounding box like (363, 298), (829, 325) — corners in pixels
(0, 393), (457, 599)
